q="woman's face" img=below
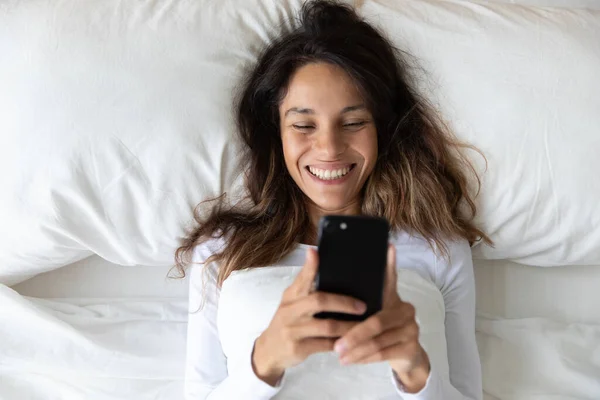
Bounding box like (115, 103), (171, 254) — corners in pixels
(279, 62), (378, 216)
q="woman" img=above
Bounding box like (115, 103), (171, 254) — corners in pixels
(177, 1), (490, 399)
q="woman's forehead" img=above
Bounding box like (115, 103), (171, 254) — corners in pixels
(280, 63), (365, 115)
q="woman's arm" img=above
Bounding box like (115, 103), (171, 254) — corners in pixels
(184, 243), (282, 400)
(391, 239), (483, 399)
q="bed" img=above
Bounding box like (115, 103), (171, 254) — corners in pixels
(7, 258), (600, 399)
(1, 0), (599, 399)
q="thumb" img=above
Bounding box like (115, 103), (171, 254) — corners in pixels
(291, 247), (319, 296)
(384, 244), (399, 302)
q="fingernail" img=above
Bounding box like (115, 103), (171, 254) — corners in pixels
(340, 356), (350, 365)
(355, 301), (366, 312)
(334, 340), (347, 354)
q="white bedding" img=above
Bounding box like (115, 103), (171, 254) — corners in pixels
(2, 0), (599, 398)
(2, 0), (600, 286)
(5, 258), (600, 400)
(4, 259), (188, 400)
(473, 262), (600, 399)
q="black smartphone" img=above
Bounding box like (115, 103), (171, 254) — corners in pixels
(314, 215), (390, 321)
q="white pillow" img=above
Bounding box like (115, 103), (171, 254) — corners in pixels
(0, 0), (303, 285)
(476, 0), (600, 9)
(361, 0), (600, 266)
(1, 0), (598, 285)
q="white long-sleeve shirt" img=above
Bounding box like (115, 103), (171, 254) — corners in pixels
(185, 231), (482, 399)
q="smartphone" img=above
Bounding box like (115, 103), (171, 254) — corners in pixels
(314, 215), (390, 321)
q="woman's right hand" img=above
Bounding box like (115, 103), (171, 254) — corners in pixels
(251, 248), (367, 386)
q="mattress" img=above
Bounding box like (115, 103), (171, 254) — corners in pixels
(5, 257), (600, 400)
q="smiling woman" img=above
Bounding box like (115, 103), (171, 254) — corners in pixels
(280, 63), (378, 224)
(176, 0), (491, 399)
(174, 0), (489, 285)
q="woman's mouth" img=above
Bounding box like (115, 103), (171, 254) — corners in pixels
(306, 164), (356, 182)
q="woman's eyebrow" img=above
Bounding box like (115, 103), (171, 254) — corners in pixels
(284, 104), (366, 117)
(284, 107), (314, 117)
(341, 104), (366, 113)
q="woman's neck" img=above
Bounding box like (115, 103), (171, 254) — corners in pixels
(303, 200), (361, 246)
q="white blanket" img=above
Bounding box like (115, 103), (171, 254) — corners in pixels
(477, 316), (600, 399)
(0, 285), (187, 399)
(216, 267), (449, 399)
(4, 261), (600, 399)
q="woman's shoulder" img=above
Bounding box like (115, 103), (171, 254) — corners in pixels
(188, 236), (229, 287)
(191, 236), (228, 264)
(390, 230), (471, 258)
(389, 230), (472, 289)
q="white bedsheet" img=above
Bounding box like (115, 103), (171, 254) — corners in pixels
(2, 258), (187, 399)
(3, 258), (600, 400)
(473, 262), (600, 399)
(0, 289), (186, 399)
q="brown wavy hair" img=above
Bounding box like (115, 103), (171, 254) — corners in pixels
(174, 0), (491, 286)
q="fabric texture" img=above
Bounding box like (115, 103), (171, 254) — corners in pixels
(1, 0), (599, 285)
(185, 232), (482, 399)
(3, 257), (600, 399)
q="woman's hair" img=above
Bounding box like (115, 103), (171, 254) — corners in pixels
(175, 0), (491, 285)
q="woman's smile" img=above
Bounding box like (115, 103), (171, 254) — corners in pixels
(305, 163), (356, 185)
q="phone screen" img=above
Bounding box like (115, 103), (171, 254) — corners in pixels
(314, 215), (389, 321)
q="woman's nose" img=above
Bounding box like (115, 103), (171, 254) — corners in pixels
(314, 127), (346, 158)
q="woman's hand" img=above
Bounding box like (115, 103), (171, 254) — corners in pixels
(252, 248), (366, 386)
(333, 245), (431, 393)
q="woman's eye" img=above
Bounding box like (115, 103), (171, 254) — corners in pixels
(292, 124), (314, 130)
(343, 121), (366, 129)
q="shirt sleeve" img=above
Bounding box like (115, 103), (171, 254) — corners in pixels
(184, 242), (283, 400)
(391, 239), (483, 400)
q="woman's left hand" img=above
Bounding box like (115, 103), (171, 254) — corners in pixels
(333, 245), (431, 393)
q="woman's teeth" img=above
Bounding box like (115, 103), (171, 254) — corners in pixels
(308, 166), (351, 180)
